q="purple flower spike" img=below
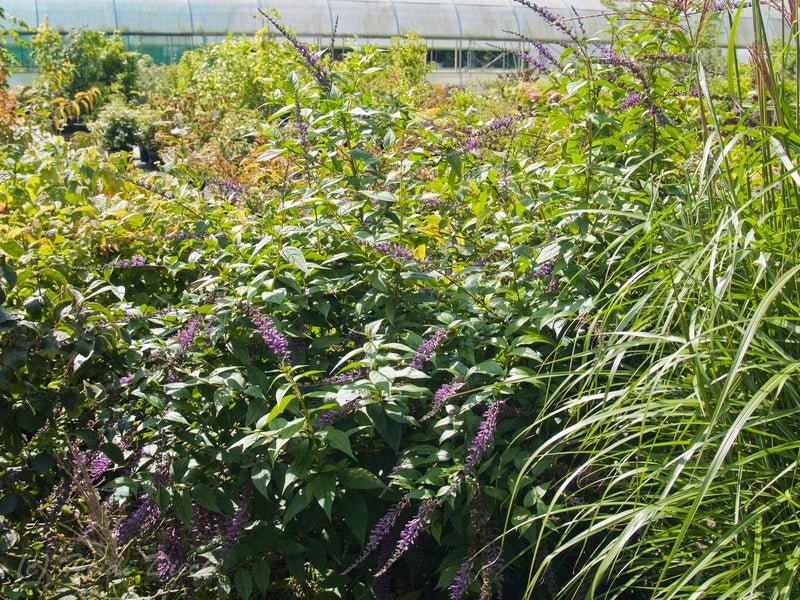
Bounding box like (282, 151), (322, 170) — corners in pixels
(464, 401), (505, 473)
(243, 305), (291, 361)
(207, 178), (247, 196)
(156, 523), (186, 581)
(534, 260), (555, 279)
(314, 397), (360, 428)
(115, 255), (147, 268)
(88, 453), (113, 480)
(531, 40), (558, 67)
(191, 506), (224, 544)
(599, 45), (647, 83)
(372, 537), (394, 600)
(114, 496), (160, 546)
(621, 91), (645, 109)
(119, 374), (134, 386)
(376, 495), (446, 577)
(462, 137), (482, 152)
(514, 0), (579, 42)
(518, 50), (548, 72)
(343, 496), (410, 574)
(709, 0), (752, 11)
(222, 490), (251, 557)
(317, 367), (368, 387)
(410, 330), (449, 369)
(449, 557), (474, 600)
(295, 102), (309, 149)
(462, 112), (526, 153)
(371, 241), (415, 261)
(262, 11), (332, 90)
(44, 478), (72, 523)
(421, 378), (465, 421)
(177, 314), (202, 349)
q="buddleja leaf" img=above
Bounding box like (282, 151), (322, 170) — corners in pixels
(323, 427), (354, 459)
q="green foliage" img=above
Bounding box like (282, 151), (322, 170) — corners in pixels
(362, 35), (433, 98)
(92, 98), (139, 151)
(0, 6), (21, 86)
(2, 4), (800, 599)
(30, 24), (139, 102)
(92, 97), (162, 159)
(132, 55), (180, 104)
(174, 33), (300, 115)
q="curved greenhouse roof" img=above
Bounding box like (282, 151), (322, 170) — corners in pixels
(3, 0), (611, 44)
(2, 0), (791, 83)
(2, 0), (787, 47)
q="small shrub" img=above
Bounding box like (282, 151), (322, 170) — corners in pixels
(30, 24), (139, 102)
(93, 98), (162, 160)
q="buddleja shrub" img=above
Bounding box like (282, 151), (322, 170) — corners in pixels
(1, 2), (765, 599)
(0, 48), (527, 600)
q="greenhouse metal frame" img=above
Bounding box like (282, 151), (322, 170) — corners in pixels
(2, 0), (790, 81)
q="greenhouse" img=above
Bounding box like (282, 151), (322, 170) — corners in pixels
(1, 0), (790, 80)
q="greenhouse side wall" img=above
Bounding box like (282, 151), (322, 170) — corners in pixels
(1, 0), (790, 85)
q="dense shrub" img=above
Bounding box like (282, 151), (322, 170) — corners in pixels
(30, 25), (139, 102)
(2, 3), (800, 600)
(92, 98), (162, 161)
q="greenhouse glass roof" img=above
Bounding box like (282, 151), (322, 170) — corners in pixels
(1, 0), (789, 48)
(0, 1), (646, 42)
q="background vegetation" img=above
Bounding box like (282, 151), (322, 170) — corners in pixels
(1, 2), (799, 599)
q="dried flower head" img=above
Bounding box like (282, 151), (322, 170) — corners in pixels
(156, 522), (186, 581)
(372, 536), (394, 600)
